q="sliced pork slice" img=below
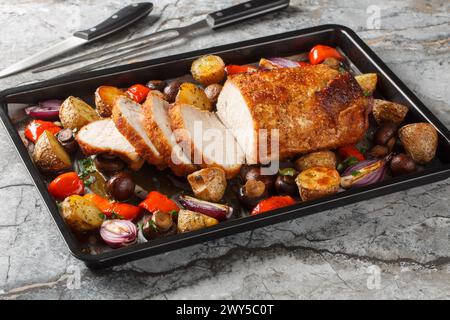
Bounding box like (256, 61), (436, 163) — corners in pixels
(142, 94), (197, 176)
(112, 96), (165, 168)
(76, 119), (144, 170)
(168, 104), (245, 179)
(216, 65), (371, 164)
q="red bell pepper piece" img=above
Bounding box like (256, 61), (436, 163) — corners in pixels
(48, 172), (84, 200)
(25, 120), (61, 143)
(84, 194), (141, 220)
(126, 84), (150, 103)
(309, 45), (344, 65)
(337, 145), (365, 162)
(251, 196), (296, 215)
(225, 65), (257, 75)
(139, 191), (179, 214)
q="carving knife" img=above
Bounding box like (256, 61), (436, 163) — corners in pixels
(37, 0), (291, 76)
(0, 2), (154, 79)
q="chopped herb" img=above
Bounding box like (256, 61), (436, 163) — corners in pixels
(364, 90), (372, 97)
(351, 170), (360, 177)
(83, 175), (96, 187)
(338, 67), (347, 73)
(278, 167), (298, 176)
(111, 211), (124, 220)
(344, 156), (359, 167)
(358, 146), (367, 154)
(145, 219), (158, 231)
(98, 213), (107, 220)
(77, 157), (96, 179)
(336, 163), (345, 173)
(169, 210), (178, 217)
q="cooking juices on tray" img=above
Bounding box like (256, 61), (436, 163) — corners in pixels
(21, 44), (438, 251)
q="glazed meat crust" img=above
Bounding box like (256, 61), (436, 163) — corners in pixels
(226, 65), (371, 161)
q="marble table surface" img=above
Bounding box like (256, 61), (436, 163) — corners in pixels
(0, 0), (449, 300)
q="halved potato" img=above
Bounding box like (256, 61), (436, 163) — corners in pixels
(61, 195), (103, 232)
(398, 123), (438, 164)
(372, 99), (409, 125)
(295, 166), (340, 201)
(295, 151), (337, 172)
(95, 86), (127, 117)
(33, 130), (71, 172)
(175, 82), (212, 111)
(191, 55), (226, 86)
(187, 167), (227, 202)
(85, 171), (109, 198)
(355, 73), (378, 96)
(177, 209), (219, 233)
(59, 96), (100, 130)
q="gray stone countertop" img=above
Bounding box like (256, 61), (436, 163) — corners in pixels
(0, 0), (449, 299)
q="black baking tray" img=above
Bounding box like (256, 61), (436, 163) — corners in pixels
(1, 24), (450, 269)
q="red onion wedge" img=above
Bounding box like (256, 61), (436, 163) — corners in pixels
(100, 219), (137, 248)
(259, 57), (300, 70)
(340, 154), (392, 189)
(25, 99), (62, 120)
(178, 195), (233, 221)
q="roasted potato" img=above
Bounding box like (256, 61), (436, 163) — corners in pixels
(177, 209), (219, 233)
(187, 167), (227, 202)
(372, 99), (409, 125)
(191, 55), (226, 86)
(355, 73), (378, 96)
(175, 82), (212, 111)
(33, 130), (72, 172)
(398, 123), (438, 164)
(295, 166), (340, 201)
(295, 151), (337, 172)
(95, 86), (127, 117)
(61, 195), (104, 232)
(86, 171), (109, 198)
(59, 96), (100, 130)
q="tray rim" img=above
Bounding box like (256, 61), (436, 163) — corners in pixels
(1, 24), (450, 268)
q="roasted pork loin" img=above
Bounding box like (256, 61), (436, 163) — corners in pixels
(142, 94), (197, 176)
(112, 96), (165, 168)
(216, 65), (371, 163)
(76, 119), (144, 170)
(168, 104), (245, 178)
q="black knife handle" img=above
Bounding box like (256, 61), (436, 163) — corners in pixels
(73, 2), (153, 41)
(206, 0), (290, 29)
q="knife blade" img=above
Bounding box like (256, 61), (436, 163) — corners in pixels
(0, 2), (154, 79)
(44, 0), (291, 77)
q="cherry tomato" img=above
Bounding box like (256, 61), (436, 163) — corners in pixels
(84, 194), (141, 220)
(251, 196), (296, 215)
(48, 172), (84, 200)
(224, 65), (257, 75)
(139, 191), (179, 214)
(126, 84), (150, 103)
(337, 145), (365, 162)
(25, 120), (61, 143)
(309, 45), (343, 65)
